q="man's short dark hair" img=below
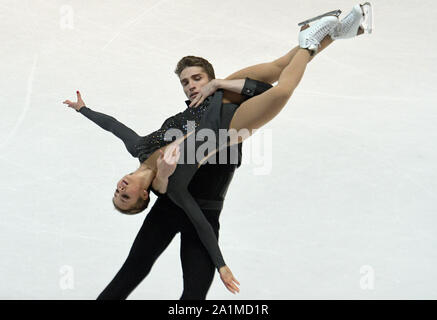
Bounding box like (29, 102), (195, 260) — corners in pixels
(174, 56), (215, 80)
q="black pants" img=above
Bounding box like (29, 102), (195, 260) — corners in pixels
(96, 195), (220, 300)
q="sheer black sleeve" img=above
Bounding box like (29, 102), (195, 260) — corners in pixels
(78, 106), (141, 157)
(166, 163), (226, 270)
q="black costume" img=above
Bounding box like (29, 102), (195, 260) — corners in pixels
(78, 78), (272, 299)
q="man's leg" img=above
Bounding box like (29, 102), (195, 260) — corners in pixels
(179, 209), (220, 300)
(97, 198), (179, 300)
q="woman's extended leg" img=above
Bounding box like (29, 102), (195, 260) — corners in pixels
(227, 14), (341, 140)
(228, 46), (314, 140)
(225, 46), (300, 84)
(224, 3), (370, 85)
(225, 36), (334, 84)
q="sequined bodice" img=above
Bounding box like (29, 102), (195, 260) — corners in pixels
(136, 96), (212, 163)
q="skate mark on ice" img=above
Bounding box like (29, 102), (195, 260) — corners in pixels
(101, 0), (169, 52)
(0, 54), (38, 150)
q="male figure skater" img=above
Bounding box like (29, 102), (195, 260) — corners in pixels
(96, 73), (272, 300)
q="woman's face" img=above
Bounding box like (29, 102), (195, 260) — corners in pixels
(113, 173), (145, 211)
(179, 66), (210, 101)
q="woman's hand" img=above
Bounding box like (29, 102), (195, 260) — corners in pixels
(63, 90), (86, 111)
(152, 143), (181, 194)
(152, 144), (180, 194)
(189, 79), (219, 108)
(156, 143), (181, 179)
(219, 265), (240, 294)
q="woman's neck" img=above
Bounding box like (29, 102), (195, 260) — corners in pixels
(135, 163), (156, 186)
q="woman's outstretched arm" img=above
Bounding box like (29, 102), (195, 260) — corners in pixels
(63, 91), (141, 157)
(166, 167), (240, 294)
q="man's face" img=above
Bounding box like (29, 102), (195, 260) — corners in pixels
(179, 66), (210, 101)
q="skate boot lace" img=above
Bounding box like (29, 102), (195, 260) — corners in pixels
(306, 21), (335, 47)
(335, 9), (362, 35)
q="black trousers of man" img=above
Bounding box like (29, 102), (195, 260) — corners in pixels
(97, 194), (221, 300)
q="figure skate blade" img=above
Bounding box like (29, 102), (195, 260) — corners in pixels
(360, 2), (373, 34)
(298, 9), (342, 27)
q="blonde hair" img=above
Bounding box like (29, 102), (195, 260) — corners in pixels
(112, 191), (151, 215)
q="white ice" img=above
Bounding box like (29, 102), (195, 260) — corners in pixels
(1, 0), (436, 299)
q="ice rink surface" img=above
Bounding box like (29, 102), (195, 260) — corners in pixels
(1, 0), (436, 299)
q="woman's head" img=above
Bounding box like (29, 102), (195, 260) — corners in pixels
(112, 173), (151, 215)
(175, 56), (215, 101)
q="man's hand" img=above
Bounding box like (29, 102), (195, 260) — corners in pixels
(219, 265), (240, 294)
(63, 90), (86, 111)
(189, 79), (219, 108)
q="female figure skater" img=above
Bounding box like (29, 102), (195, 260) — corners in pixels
(62, 4), (372, 295)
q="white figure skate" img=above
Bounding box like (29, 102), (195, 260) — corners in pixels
(330, 2), (373, 40)
(298, 15), (339, 55)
